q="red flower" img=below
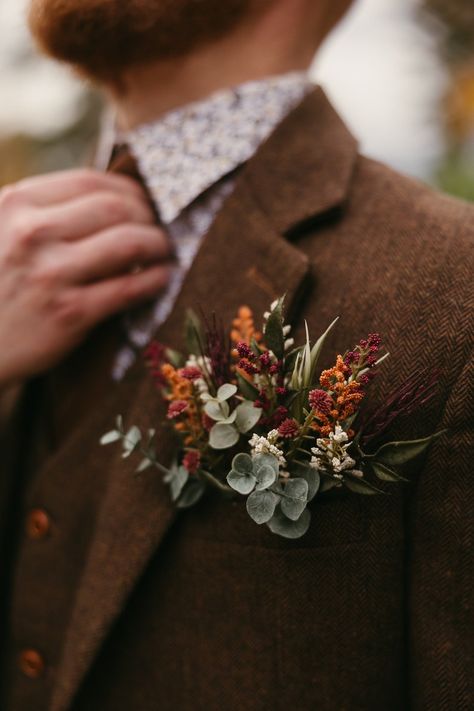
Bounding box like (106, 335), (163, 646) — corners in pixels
(167, 400), (188, 419)
(309, 389), (333, 414)
(179, 366), (202, 381)
(278, 418), (300, 439)
(183, 450), (201, 475)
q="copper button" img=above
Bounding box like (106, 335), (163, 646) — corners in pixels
(18, 649), (45, 679)
(26, 509), (51, 540)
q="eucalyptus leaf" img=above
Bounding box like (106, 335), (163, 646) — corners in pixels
(292, 463), (320, 502)
(370, 430), (446, 467)
(100, 430), (121, 446)
(124, 426), (142, 449)
(227, 468), (257, 495)
(169, 466), (189, 501)
(246, 490), (280, 524)
(204, 399), (230, 421)
(235, 401), (262, 433)
(280, 478), (309, 520)
(370, 461), (408, 483)
(254, 453), (279, 477)
(177, 479), (206, 508)
(267, 507), (311, 539)
(217, 383), (238, 401)
(232, 453), (254, 474)
(209, 423), (240, 450)
(136, 458), (152, 473)
(115, 415), (124, 432)
(254, 464), (277, 491)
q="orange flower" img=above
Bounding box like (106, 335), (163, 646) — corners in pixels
(311, 355), (365, 437)
(231, 305), (263, 349)
(161, 364), (204, 446)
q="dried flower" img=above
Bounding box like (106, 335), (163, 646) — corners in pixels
(183, 450), (201, 474)
(309, 389), (333, 414)
(167, 400), (188, 419)
(278, 418), (300, 439)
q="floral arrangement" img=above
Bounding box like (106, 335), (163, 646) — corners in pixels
(101, 297), (444, 539)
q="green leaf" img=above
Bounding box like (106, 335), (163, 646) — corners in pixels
(309, 316), (339, 382)
(136, 458), (152, 473)
(264, 297), (285, 359)
(246, 490), (280, 524)
(370, 461), (408, 483)
(209, 423), (240, 450)
(232, 453), (254, 474)
(370, 430), (447, 467)
(235, 401), (262, 433)
(185, 309), (204, 356)
(343, 475), (384, 495)
(217, 383), (237, 401)
(204, 399), (230, 421)
(236, 372), (259, 401)
(254, 453), (279, 477)
(122, 425), (142, 457)
(280, 478), (309, 520)
(254, 464), (277, 491)
(267, 507), (311, 539)
(292, 463), (320, 502)
(100, 430), (121, 445)
(169, 466), (189, 501)
(227, 467), (257, 495)
(177, 479), (206, 508)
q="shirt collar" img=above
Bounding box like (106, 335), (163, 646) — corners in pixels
(122, 72), (313, 223)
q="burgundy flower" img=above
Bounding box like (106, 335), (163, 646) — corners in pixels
(236, 341), (253, 359)
(167, 400), (188, 419)
(278, 418), (300, 439)
(183, 450), (201, 475)
(309, 389), (333, 414)
(179, 366), (202, 381)
(259, 351), (271, 367)
(239, 359), (259, 375)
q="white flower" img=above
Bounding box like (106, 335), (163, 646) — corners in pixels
(186, 355), (211, 396)
(249, 432), (286, 466)
(330, 425), (349, 445)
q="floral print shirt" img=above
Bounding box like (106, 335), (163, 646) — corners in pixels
(105, 72), (313, 378)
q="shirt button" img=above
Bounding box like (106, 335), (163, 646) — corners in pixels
(26, 509), (51, 540)
(18, 649), (45, 679)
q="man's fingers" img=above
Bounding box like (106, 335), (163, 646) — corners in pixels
(81, 265), (170, 325)
(30, 190), (155, 243)
(64, 224), (173, 283)
(13, 169), (145, 206)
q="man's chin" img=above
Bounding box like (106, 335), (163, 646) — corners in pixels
(28, 0), (257, 83)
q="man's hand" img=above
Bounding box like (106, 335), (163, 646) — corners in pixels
(0, 169), (171, 386)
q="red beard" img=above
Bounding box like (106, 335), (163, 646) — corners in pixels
(28, 0), (264, 82)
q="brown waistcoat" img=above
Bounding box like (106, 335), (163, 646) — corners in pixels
(1, 88), (473, 711)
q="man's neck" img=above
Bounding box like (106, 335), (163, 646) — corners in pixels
(108, 5), (317, 130)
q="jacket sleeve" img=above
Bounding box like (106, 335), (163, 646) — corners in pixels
(409, 348), (473, 710)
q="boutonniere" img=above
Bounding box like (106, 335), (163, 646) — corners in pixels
(101, 297), (445, 539)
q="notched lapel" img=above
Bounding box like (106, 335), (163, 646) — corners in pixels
(51, 177), (310, 711)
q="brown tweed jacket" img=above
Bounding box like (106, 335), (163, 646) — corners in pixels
(1, 88), (473, 711)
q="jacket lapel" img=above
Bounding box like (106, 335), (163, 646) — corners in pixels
(50, 87), (358, 711)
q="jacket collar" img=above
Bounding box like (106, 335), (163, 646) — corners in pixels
(50, 87), (358, 711)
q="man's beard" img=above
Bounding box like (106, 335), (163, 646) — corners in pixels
(28, 0), (263, 82)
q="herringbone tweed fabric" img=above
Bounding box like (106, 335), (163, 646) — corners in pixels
(0, 89), (472, 711)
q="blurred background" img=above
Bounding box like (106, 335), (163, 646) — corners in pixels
(0, 0), (473, 200)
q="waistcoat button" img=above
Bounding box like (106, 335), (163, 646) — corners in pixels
(18, 649), (45, 678)
(26, 509), (51, 540)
